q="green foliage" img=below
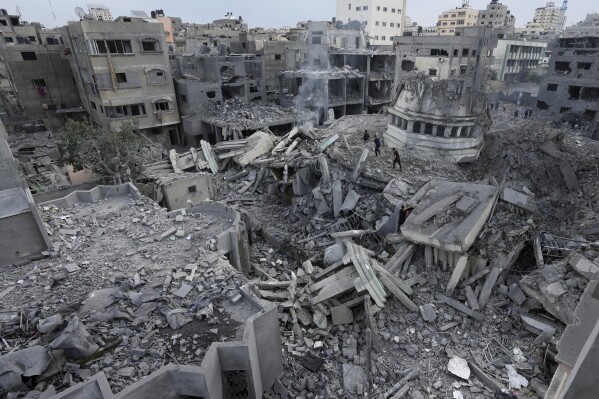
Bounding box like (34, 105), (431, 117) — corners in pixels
(60, 119), (144, 184)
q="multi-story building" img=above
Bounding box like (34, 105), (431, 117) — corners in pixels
(61, 17), (180, 146)
(491, 40), (548, 82)
(537, 36), (599, 139)
(0, 11), (80, 125)
(437, 4), (479, 36)
(335, 0), (407, 46)
(477, 0), (515, 33)
(530, 2), (566, 36)
(563, 14), (599, 38)
(86, 4), (112, 21)
(180, 17), (248, 51)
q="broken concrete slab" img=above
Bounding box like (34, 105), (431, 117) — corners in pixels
(419, 303), (436, 322)
(569, 253), (599, 280)
(50, 317), (99, 359)
(501, 187), (536, 212)
(342, 363), (367, 394)
(173, 283), (193, 298)
(448, 356), (471, 380)
(351, 148), (369, 181)
(445, 255), (468, 296)
(340, 189), (361, 214)
(559, 162), (578, 190)
(331, 305), (353, 325)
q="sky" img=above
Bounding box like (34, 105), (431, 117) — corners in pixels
(2, 0), (595, 30)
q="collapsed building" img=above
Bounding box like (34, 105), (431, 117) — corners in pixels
(385, 27), (496, 163)
(537, 35), (599, 139)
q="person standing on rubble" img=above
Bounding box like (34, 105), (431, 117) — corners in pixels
(363, 130), (370, 145)
(374, 134), (381, 156)
(514, 109), (519, 118)
(392, 148), (402, 171)
(398, 205), (407, 227)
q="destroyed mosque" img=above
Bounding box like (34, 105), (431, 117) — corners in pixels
(1, 2), (599, 399)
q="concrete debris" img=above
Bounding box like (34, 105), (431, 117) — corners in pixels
(506, 364), (528, 390)
(49, 317), (99, 360)
(37, 314), (64, 333)
(447, 356), (471, 380)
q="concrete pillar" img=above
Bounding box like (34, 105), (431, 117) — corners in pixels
(342, 77), (347, 116)
(407, 120), (414, 133)
(432, 125), (438, 137)
(278, 75), (284, 105)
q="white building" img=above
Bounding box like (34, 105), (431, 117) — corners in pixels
(336, 0), (407, 45)
(86, 4), (112, 21)
(491, 39), (547, 82)
(531, 2), (566, 35)
(437, 5), (479, 36)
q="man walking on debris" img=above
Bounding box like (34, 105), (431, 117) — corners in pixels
(514, 109), (519, 118)
(374, 134), (381, 156)
(363, 129), (370, 145)
(392, 148), (402, 170)
(398, 205), (407, 227)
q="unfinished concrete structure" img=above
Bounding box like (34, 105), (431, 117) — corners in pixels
(279, 68), (365, 123)
(174, 53), (266, 115)
(537, 36), (599, 139)
(330, 49), (395, 112)
(0, 119), (50, 266)
(61, 17), (181, 146)
(0, 12), (80, 126)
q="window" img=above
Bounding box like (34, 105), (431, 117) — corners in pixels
(100, 105), (104, 113)
(382, 22), (386, 27)
(375, 36), (379, 40)
(180, 94), (187, 103)
(91, 101), (97, 110)
(274, 54), (281, 60)
(188, 186), (197, 193)
(4, 37), (13, 43)
(348, 3), (351, 10)
(363, 6), (368, 10)
(93, 39), (133, 54)
(375, 21), (379, 26)
(356, 6), (361, 11)
(154, 101), (170, 112)
(381, 36), (386, 41)
(383, 7), (388, 12)
(377, 6), (380, 11)
(21, 52), (37, 61)
(312, 36), (322, 44)
(428, 68), (437, 76)
(106, 103), (146, 118)
(547, 84), (558, 92)
(27, 36), (36, 42)
(391, 8), (396, 13)
(577, 62), (592, 70)
(46, 37), (60, 45)
(115, 73), (127, 83)
(141, 39), (159, 52)
(31, 79), (46, 87)
(390, 23), (395, 27)
(462, 49), (470, 56)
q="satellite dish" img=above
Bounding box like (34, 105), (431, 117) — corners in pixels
(75, 7), (86, 18)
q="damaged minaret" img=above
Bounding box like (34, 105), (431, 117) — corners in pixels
(385, 27), (498, 163)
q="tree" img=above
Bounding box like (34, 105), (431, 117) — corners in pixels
(60, 119), (144, 184)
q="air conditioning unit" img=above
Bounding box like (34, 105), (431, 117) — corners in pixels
(438, 57), (446, 62)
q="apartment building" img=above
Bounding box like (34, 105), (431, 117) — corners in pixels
(336, 0), (407, 46)
(0, 11), (80, 125)
(537, 36), (599, 139)
(477, 0), (516, 33)
(491, 40), (548, 82)
(61, 17), (180, 146)
(437, 5), (479, 36)
(531, 2), (566, 35)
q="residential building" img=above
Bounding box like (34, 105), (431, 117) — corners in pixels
(330, 49), (395, 112)
(491, 40), (548, 82)
(477, 0), (515, 33)
(393, 27), (499, 89)
(335, 0), (407, 46)
(0, 11), (81, 125)
(86, 4), (112, 21)
(530, 2), (566, 36)
(437, 5), (479, 36)
(180, 17), (248, 51)
(537, 36), (599, 139)
(61, 17), (181, 147)
(563, 14), (599, 38)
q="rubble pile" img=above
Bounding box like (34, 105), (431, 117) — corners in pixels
(3, 106), (599, 398)
(0, 195), (250, 396)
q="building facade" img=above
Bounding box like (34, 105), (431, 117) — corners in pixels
(335, 0), (406, 45)
(531, 2), (566, 36)
(491, 40), (548, 82)
(437, 6), (479, 36)
(537, 36), (599, 139)
(477, 0), (515, 33)
(0, 11), (81, 125)
(564, 14), (599, 38)
(61, 18), (180, 146)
